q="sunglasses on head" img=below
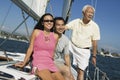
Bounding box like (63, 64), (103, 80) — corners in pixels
(43, 20), (54, 22)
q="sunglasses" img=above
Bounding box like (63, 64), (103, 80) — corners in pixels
(43, 20), (54, 22)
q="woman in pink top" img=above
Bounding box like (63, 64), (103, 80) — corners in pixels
(15, 13), (65, 80)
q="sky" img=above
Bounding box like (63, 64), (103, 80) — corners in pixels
(0, 0), (120, 53)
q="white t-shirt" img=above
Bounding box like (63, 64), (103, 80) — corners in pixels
(66, 18), (100, 48)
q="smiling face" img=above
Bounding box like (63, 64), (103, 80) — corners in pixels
(54, 19), (65, 34)
(83, 7), (94, 21)
(42, 15), (54, 31)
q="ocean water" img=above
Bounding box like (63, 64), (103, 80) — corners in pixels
(0, 38), (120, 80)
(97, 55), (120, 80)
(88, 55), (120, 80)
(0, 38), (29, 53)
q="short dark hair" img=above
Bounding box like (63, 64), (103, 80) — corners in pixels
(54, 17), (65, 24)
(54, 17), (65, 33)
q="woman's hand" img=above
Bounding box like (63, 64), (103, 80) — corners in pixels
(14, 61), (25, 68)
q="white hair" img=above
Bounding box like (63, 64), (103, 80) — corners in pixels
(82, 5), (95, 13)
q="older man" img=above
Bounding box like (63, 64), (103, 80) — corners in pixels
(66, 5), (100, 80)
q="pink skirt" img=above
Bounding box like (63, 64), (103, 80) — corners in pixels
(32, 52), (58, 74)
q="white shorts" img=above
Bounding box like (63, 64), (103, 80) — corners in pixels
(69, 42), (91, 71)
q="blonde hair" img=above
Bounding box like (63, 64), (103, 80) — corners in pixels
(82, 5), (95, 13)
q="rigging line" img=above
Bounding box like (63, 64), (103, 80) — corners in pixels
(11, 15), (29, 34)
(93, 0), (98, 20)
(0, 0), (33, 47)
(91, 0), (94, 6)
(22, 10), (30, 42)
(48, 1), (54, 17)
(0, 2), (13, 31)
(0, 16), (29, 47)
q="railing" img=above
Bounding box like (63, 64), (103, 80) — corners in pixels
(85, 64), (110, 80)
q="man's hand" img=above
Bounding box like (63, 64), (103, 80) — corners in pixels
(92, 56), (96, 67)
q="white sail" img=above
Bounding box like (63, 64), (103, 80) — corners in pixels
(11, 0), (49, 21)
(0, 1), (75, 80)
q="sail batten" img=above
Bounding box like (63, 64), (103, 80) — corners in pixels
(11, 0), (49, 21)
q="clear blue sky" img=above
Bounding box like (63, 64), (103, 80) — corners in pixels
(0, 0), (120, 53)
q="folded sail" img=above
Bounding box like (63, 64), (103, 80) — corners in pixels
(62, 0), (73, 23)
(11, 0), (49, 21)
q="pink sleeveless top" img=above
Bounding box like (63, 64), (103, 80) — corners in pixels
(32, 30), (58, 72)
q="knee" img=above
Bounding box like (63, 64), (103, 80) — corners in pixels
(63, 68), (71, 76)
(78, 69), (84, 75)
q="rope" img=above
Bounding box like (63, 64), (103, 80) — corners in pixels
(91, 0), (94, 6)
(21, 10), (30, 42)
(0, 2), (13, 49)
(0, 2), (13, 32)
(0, 15), (29, 47)
(90, 0), (98, 20)
(0, 1), (31, 47)
(93, 0), (98, 20)
(48, 1), (54, 17)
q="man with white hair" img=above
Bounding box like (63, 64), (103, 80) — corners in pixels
(66, 5), (100, 80)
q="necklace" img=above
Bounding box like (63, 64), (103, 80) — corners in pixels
(43, 30), (50, 42)
(44, 36), (50, 41)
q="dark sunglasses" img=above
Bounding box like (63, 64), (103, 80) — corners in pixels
(43, 20), (54, 22)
